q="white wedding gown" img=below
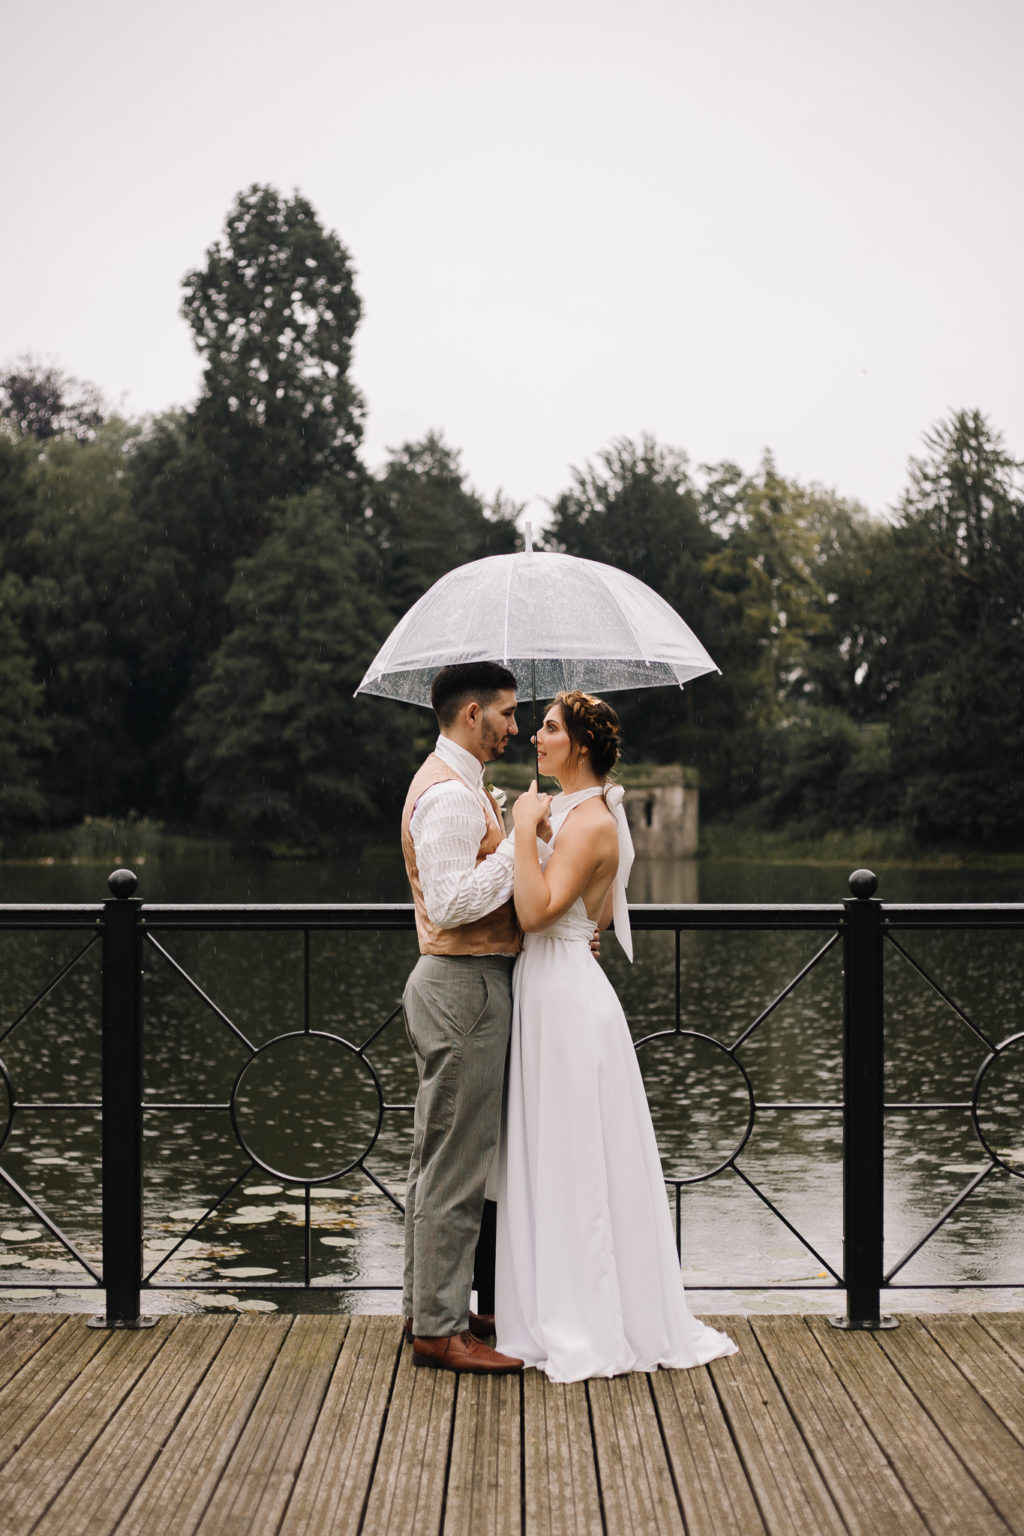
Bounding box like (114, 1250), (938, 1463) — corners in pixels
(494, 787), (737, 1383)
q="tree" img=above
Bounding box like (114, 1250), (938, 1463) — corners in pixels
(184, 493), (409, 851)
(12, 421), (146, 820)
(0, 358), (105, 443)
(886, 411), (1024, 841)
(367, 432), (519, 615)
(547, 435), (724, 763)
(0, 574), (51, 831)
(181, 184), (365, 528)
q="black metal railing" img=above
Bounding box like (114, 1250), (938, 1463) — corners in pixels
(0, 868), (1021, 1331)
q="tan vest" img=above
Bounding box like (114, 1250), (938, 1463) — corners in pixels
(401, 754), (521, 956)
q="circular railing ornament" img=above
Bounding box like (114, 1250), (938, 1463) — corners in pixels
(634, 1029), (755, 1183)
(230, 1031), (384, 1184)
(0, 1057), (14, 1155)
(971, 1031), (1024, 1179)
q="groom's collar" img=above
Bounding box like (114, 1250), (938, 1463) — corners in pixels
(434, 734), (485, 792)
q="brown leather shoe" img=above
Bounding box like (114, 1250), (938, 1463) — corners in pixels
(405, 1311), (495, 1343)
(412, 1330), (523, 1374)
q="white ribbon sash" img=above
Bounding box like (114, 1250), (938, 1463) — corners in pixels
(603, 784), (635, 961)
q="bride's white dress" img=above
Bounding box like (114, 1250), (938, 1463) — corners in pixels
(494, 787), (736, 1383)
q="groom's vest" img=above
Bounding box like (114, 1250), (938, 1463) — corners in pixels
(401, 755), (521, 956)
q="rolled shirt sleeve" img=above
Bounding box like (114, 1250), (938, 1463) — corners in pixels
(412, 781), (515, 929)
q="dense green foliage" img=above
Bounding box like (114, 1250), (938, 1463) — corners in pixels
(1, 184), (1021, 853)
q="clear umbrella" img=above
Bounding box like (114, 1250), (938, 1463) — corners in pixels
(355, 529), (719, 707)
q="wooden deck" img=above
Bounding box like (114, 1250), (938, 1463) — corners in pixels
(1, 1311), (1023, 1535)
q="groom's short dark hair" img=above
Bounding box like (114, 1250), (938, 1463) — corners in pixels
(431, 662), (517, 727)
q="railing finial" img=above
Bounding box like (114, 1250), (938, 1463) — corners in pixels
(108, 868), (139, 900)
(848, 868), (878, 900)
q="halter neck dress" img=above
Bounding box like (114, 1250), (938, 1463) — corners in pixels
(493, 786), (736, 1382)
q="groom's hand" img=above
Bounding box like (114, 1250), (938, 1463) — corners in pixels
(589, 927), (601, 957)
(537, 810), (553, 844)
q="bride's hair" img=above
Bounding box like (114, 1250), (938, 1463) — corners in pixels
(552, 691), (622, 778)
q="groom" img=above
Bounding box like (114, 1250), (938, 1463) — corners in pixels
(400, 661), (528, 1374)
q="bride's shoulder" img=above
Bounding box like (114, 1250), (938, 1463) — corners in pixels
(562, 794), (617, 842)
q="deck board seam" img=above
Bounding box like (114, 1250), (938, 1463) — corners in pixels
(353, 1320), (405, 1536)
(22, 1318), (178, 1536)
(517, 1369), (526, 1536)
(268, 1315), (351, 1536)
(643, 1367), (690, 1529)
(794, 1316), (939, 1532)
(717, 1318), (852, 1535)
(184, 1313), (299, 1536)
(704, 1349), (772, 1535)
(919, 1316), (1024, 1451)
(865, 1325), (1016, 1533)
(753, 1317), (855, 1533)
(583, 1378), (610, 1536)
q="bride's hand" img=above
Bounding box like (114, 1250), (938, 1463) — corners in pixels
(512, 781), (552, 836)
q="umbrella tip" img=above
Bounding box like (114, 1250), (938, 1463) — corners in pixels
(524, 521), (533, 554)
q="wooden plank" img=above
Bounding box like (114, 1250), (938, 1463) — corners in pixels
(751, 1316), (930, 1536)
(279, 1314), (400, 1536)
(977, 1312), (1024, 1373)
(522, 1371), (602, 1536)
(195, 1314), (347, 1536)
(116, 1312), (293, 1536)
(920, 1315), (1024, 1449)
(445, 1370), (521, 1536)
(651, 1349), (765, 1536)
(708, 1317), (846, 1535)
(588, 1371), (684, 1534)
(0, 1317), (109, 1468)
(361, 1341), (455, 1535)
(0, 1319), (171, 1532)
(875, 1316), (1024, 1531)
(806, 1315), (1010, 1536)
(30, 1316), (236, 1536)
(0, 1313), (67, 1393)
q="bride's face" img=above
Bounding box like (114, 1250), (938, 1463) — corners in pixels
(533, 705), (574, 779)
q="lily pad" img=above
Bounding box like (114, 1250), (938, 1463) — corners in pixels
(216, 1266), (278, 1278)
(320, 1235), (356, 1246)
(0, 1228), (43, 1243)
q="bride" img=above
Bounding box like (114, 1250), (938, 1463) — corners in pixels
(493, 690), (736, 1382)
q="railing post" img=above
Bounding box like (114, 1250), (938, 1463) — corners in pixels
(832, 868), (896, 1329)
(89, 868), (155, 1329)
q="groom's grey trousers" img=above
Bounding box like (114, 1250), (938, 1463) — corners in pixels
(402, 952), (513, 1337)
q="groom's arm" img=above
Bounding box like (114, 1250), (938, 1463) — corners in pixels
(413, 783), (515, 929)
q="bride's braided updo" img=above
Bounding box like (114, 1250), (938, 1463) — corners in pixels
(553, 690), (622, 778)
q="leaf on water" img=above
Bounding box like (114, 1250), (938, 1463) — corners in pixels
(200, 1293), (278, 1312)
(224, 1205), (281, 1223)
(320, 1235), (356, 1246)
(0, 1228), (43, 1243)
(216, 1266), (278, 1278)
(170, 1208), (211, 1222)
(247, 1185), (284, 1196)
(277, 1204), (308, 1219)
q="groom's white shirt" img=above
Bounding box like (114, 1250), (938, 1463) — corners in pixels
(410, 735), (515, 933)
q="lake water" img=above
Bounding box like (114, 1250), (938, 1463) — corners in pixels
(0, 849), (1022, 1318)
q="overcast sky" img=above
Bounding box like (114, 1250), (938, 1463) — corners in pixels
(4, 0), (1021, 526)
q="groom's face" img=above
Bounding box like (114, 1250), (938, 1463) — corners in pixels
(479, 690), (519, 761)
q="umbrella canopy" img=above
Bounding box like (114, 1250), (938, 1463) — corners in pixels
(356, 545), (719, 707)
